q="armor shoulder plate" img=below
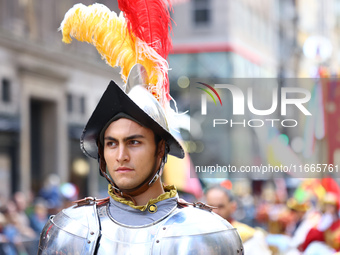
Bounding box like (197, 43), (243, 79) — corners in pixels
(152, 206), (244, 254)
(38, 203), (100, 255)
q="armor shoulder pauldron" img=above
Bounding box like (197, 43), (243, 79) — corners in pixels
(38, 199), (102, 255)
(150, 205), (244, 254)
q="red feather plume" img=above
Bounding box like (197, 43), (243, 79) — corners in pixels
(117, 0), (173, 101)
(117, 0), (173, 59)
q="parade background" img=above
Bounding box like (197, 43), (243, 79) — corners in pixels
(0, 0), (339, 254)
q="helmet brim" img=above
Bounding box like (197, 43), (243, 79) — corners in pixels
(81, 81), (185, 159)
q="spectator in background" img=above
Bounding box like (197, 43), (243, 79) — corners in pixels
(205, 185), (271, 255)
(29, 199), (48, 236)
(0, 212), (7, 242)
(282, 197), (319, 254)
(13, 192), (32, 231)
(12, 193), (36, 240)
(2, 196), (40, 255)
(2, 201), (30, 255)
(299, 192), (340, 254)
(38, 174), (63, 215)
(317, 192), (339, 231)
(0, 211), (18, 255)
(285, 198), (312, 236)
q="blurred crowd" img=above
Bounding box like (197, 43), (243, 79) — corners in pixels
(202, 177), (340, 255)
(0, 174), (76, 255)
(0, 173), (339, 255)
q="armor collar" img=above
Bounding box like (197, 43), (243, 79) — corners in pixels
(107, 188), (178, 227)
(108, 184), (177, 211)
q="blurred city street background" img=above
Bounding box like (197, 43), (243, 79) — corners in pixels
(0, 0), (340, 254)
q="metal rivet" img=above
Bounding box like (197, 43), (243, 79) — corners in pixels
(148, 204), (158, 213)
(163, 227), (166, 230)
(156, 240), (160, 243)
(237, 249), (240, 253)
(87, 240), (91, 244)
(90, 231), (94, 235)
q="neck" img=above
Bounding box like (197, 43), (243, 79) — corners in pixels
(132, 178), (165, 206)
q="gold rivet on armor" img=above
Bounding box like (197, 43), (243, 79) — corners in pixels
(148, 204), (157, 213)
(90, 231), (94, 235)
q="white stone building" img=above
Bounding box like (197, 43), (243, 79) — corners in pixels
(0, 0), (122, 199)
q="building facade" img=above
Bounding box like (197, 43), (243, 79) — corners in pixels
(169, 0), (282, 179)
(0, 0), (121, 199)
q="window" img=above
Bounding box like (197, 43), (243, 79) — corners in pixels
(67, 94), (73, 113)
(80, 96), (86, 114)
(193, 0), (211, 26)
(2, 78), (11, 103)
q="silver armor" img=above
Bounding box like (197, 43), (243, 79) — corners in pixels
(38, 201), (244, 254)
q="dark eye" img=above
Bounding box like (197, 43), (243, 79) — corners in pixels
(129, 140), (140, 145)
(106, 141), (117, 147)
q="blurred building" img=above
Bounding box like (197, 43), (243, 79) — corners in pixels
(169, 0), (279, 82)
(277, 0), (300, 78)
(294, 0), (340, 169)
(168, 0), (340, 182)
(168, 0), (295, 179)
(0, 0), (122, 199)
(297, 0), (338, 76)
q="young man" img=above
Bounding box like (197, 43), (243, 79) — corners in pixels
(37, 77), (244, 255)
(38, 2), (243, 254)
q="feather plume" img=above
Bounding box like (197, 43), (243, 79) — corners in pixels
(60, 3), (169, 104)
(117, 0), (173, 59)
(117, 0), (173, 101)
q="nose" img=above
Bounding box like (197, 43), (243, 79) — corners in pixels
(116, 145), (129, 163)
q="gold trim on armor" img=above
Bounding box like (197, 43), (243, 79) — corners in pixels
(108, 184), (177, 211)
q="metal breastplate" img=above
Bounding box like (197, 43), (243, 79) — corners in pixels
(38, 201), (244, 255)
(97, 203), (243, 255)
(96, 203), (175, 254)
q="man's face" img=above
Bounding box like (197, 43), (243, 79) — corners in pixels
(206, 188), (235, 221)
(103, 118), (163, 190)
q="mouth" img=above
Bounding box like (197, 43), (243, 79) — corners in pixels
(115, 167), (134, 173)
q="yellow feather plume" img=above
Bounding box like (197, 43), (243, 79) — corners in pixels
(60, 3), (168, 103)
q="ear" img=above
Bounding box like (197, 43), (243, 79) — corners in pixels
(157, 140), (166, 159)
(230, 201), (237, 214)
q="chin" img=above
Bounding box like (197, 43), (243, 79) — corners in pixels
(115, 180), (138, 190)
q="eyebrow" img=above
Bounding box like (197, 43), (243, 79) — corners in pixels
(104, 134), (145, 143)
